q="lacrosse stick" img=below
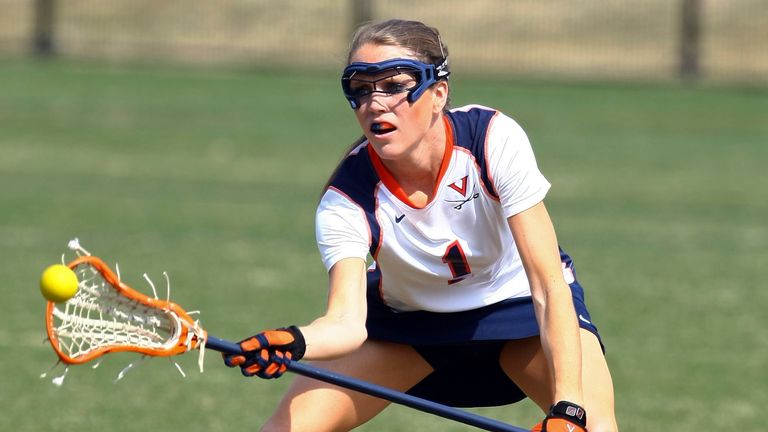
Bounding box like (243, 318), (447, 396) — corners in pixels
(45, 251), (527, 432)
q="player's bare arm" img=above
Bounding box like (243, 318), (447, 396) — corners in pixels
(300, 257), (369, 360)
(507, 201), (584, 406)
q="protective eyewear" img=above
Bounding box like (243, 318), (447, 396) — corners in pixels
(341, 58), (449, 109)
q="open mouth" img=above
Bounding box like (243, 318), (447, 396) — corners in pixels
(371, 122), (397, 135)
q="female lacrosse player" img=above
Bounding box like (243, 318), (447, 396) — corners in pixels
(224, 19), (618, 432)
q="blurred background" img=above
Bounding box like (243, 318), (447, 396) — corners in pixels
(1, 0), (767, 83)
(1, 1), (766, 431)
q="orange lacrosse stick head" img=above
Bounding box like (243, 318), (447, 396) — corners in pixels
(45, 255), (207, 365)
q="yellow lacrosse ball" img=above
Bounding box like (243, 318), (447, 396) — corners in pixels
(40, 264), (79, 303)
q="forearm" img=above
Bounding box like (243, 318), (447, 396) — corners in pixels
(534, 280), (584, 405)
(300, 257), (368, 360)
(300, 313), (367, 360)
(222, 255), (367, 378)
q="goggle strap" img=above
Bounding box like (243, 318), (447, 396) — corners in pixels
(436, 58), (450, 78)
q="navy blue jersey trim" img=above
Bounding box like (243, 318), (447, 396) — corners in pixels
(366, 266), (384, 306)
(327, 145), (382, 257)
(446, 108), (499, 199)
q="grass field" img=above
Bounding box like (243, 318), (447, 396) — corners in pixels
(1, 59), (766, 431)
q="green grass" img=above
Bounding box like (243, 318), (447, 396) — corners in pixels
(1, 59), (766, 431)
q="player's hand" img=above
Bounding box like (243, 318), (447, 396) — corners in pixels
(223, 325), (306, 379)
(531, 401), (587, 432)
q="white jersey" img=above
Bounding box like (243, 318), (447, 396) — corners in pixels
(316, 105), (551, 313)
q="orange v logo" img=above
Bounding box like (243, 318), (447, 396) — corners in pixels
(448, 176), (468, 196)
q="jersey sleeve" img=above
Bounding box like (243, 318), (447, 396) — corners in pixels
(486, 113), (551, 218)
(315, 188), (371, 271)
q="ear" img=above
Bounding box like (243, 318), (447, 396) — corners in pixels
(431, 81), (449, 114)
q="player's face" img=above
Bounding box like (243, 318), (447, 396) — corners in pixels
(348, 43), (448, 162)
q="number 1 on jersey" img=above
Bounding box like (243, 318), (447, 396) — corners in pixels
(442, 240), (471, 284)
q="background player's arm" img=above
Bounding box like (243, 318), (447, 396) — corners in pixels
(299, 257), (369, 360)
(507, 201), (584, 405)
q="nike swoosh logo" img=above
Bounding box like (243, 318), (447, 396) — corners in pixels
(395, 214), (405, 223)
(579, 314), (592, 324)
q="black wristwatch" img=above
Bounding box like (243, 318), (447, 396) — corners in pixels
(549, 400), (587, 428)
